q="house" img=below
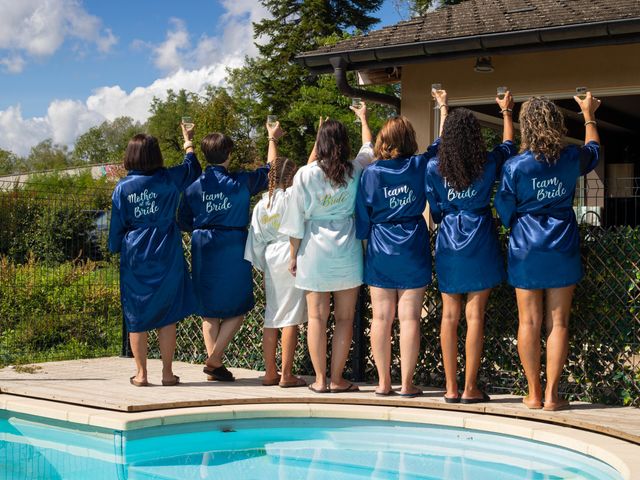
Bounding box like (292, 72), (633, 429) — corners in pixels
(296, 0), (640, 226)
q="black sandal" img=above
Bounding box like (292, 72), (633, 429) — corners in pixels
(460, 391), (491, 404)
(444, 394), (461, 404)
(203, 365), (235, 382)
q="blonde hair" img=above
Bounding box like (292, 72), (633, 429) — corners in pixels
(519, 97), (567, 164)
(267, 156), (297, 208)
(374, 116), (418, 160)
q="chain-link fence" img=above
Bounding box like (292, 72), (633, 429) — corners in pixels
(1, 176), (638, 406)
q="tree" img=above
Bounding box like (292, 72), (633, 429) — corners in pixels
(72, 117), (142, 165)
(26, 140), (70, 172)
(0, 148), (20, 175)
(146, 87), (258, 170)
(394, 0), (465, 17)
(228, 0), (386, 164)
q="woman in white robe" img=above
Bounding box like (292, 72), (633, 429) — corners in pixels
(279, 106), (373, 393)
(244, 122), (307, 388)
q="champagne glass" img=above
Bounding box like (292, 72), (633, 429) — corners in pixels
(432, 83), (443, 110)
(267, 115), (278, 129)
(351, 98), (363, 124)
(576, 87), (587, 115)
(497, 86), (508, 100)
(181, 116), (194, 131)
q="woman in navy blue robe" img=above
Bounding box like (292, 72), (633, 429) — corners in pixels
(109, 126), (201, 386)
(425, 91), (516, 404)
(355, 90), (447, 397)
(177, 126), (274, 382)
(495, 93), (600, 411)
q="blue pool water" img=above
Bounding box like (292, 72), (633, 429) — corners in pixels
(0, 410), (623, 479)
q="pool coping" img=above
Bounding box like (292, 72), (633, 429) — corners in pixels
(2, 393), (638, 479)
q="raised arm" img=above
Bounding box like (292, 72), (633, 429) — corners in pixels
(432, 88), (449, 136)
(496, 91), (515, 143)
(168, 122), (202, 190)
(575, 91), (601, 146)
(267, 120), (284, 164)
(351, 102), (373, 145)
(308, 116), (327, 164)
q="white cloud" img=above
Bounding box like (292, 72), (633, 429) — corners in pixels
(0, 1), (271, 156)
(0, 0), (117, 73)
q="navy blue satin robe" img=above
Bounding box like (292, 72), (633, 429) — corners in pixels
(178, 164), (269, 318)
(108, 152), (202, 333)
(495, 141), (600, 289)
(426, 141), (516, 294)
(355, 139), (440, 289)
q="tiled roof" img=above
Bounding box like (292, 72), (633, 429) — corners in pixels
(299, 0), (640, 58)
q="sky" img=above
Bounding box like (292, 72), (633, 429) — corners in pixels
(0, 0), (407, 156)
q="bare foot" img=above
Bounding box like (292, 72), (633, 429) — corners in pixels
(261, 374), (281, 386)
(523, 395), (543, 409)
(543, 398), (570, 411)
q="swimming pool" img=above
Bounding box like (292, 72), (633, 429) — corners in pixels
(1, 410), (623, 480)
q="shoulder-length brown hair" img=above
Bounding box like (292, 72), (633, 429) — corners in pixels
(438, 108), (486, 191)
(123, 134), (163, 172)
(314, 119), (353, 188)
(374, 116), (418, 160)
(201, 133), (234, 165)
(519, 97), (566, 164)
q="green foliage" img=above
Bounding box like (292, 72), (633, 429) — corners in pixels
(72, 117), (143, 165)
(0, 259), (120, 367)
(26, 140), (72, 171)
(146, 88), (258, 170)
(0, 148), (21, 175)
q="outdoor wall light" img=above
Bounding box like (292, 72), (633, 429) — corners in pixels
(474, 57), (494, 73)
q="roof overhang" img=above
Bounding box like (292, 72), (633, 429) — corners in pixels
(295, 18), (640, 74)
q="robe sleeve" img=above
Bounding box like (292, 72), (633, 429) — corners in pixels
(424, 163), (443, 224)
(353, 142), (374, 170)
(240, 165), (271, 196)
(177, 194), (194, 232)
(490, 140), (517, 172)
(244, 203), (268, 271)
(355, 171), (372, 240)
(495, 162), (518, 228)
(108, 187), (127, 253)
(279, 170), (305, 239)
(167, 152), (202, 191)
(421, 137), (441, 160)
(579, 141), (600, 176)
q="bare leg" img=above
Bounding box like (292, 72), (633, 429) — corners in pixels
(202, 317), (220, 358)
(262, 327), (280, 384)
(207, 315), (244, 367)
(280, 325), (299, 383)
(157, 323), (177, 383)
(461, 289), (491, 400)
(306, 291), (331, 391)
(329, 286), (360, 391)
(441, 293), (462, 399)
(129, 331), (148, 384)
(370, 287), (397, 394)
(397, 287), (425, 395)
(544, 285), (575, 409)
(515, 288), (544, 408)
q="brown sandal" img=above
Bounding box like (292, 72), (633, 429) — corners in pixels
(162, 375), (180, 386)
(279, 377), (307, 388)
(130, 376), (149, 387)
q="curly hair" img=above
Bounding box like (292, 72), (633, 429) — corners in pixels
(519, 97), (567, 164)
(374, 116), (418, 160)
(267, 156), (297, 209)
(438, 108), (486, 191)
(314, 119), (353, 188)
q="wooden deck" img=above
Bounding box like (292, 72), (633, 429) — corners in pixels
(1, 357), (639, 444)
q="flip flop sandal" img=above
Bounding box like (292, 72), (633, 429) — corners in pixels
(329, 383), (360, 393)
(203, 365), (235, 382)
(444, 394), (461, 404)
(279, 377), (307, 388)
(262, 375), (281, 386)
(399, 390), (423, 398)
(460, 391), (491, 404)
(130, 376), (149, 387)
(308, 384), (329, 394)
(162, 375), (180, 386)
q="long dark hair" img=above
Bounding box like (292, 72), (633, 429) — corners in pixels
(438, 108), (486, 191)
(314, 120), (353, 188)
(123, 134), (163, 172)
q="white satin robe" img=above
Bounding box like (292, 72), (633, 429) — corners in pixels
(279, 143), (374, 292)
(244, 189), (307, 328)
